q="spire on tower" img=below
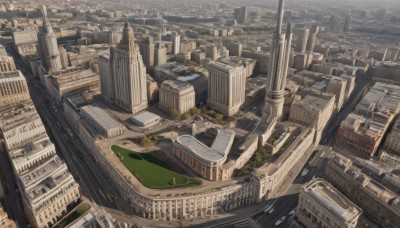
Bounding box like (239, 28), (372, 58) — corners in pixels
(276, 0), (285, 35)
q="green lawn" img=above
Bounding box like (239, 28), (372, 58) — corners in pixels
(56, 203), (90, 228)
(111, 145), (201, 189)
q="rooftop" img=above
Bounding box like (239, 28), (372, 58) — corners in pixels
(302, 178), (362, 222)
(80, 105), (124, 132)
(162, 80), (193, 91)
(131, 111), (161, 125)
(67, 94), (88, 110)
(175, 129), (235, 163)
(19, 154), (64, 190)
(0, 70), (25, 82)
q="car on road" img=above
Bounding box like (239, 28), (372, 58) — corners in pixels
(266, 208), (275, 215)
(289, 208), (296, 216)
(275, 216), (286, 226)
(301, 168), (309, 176)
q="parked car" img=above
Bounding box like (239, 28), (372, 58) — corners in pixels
(275, 216), (287, 226)
(289, 208), (296, 216)
(301, 169), (309, 176)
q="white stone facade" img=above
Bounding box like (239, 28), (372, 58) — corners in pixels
(159, 80), (195, 114)
(110, 23), (148, 114)
(208, 61), (246, 116)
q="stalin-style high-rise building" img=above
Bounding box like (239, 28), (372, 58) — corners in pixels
(37, 6), (62, 72)
(109, 22), (148, 114)
(264, 0), (292, 119)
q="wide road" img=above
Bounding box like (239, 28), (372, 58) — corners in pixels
(0, 40), (136, 222)
(256, 148), (332, 227)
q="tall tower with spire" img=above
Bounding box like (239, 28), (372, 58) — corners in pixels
(264, 0), (292, 119)
(110, 22), (148, 114)
(37, 5), (62, 72)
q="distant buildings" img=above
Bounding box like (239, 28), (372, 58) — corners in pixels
(306, 25), (318, 52)
(293, 178), (362, 228)
(109, 22), (148, 114)
(12, 27), (38, 56)
(207, 60), (246, 116)
(344, 14), (352, 32)
(336, 82), (400, 157)
(234, 6), (248, 24)
(159, 80), (195, 114)
(138, 36), (155, 69)
(295, 29), (309, 52)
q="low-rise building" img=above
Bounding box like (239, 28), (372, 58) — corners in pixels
(0, 55), (16, 73)
(0, 98), (81, 228)
(12, 27), (39, 56)
(293, 178), (362, 228)
(383, 117), (400, 155)
(0, 101), (47, 151)
(40, 65), (101, 103)
(173, 129), (235, 181)
(80, 105), (125, 138)
(289, 94), (335, 143)
(254, 127), (315, 200)
(0, 70), (30, 108)
(336, 82), (400, 157)
(325, 153), (400, 227)
(130, 111), (161, 128)
(159, 80), (195, 114)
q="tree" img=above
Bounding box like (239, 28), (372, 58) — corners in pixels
(180, 112), (191, 120)
(169, 109), (181, 120)
(139, 135), (152, 147)
(189, 107), (200, 116)
(207, 109), (216, 118)
(215, 113), (224, 123)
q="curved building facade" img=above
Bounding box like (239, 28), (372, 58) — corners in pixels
(172, 129), (235, 181)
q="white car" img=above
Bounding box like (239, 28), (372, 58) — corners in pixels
(289, 208), (296, 216)
(301, 169), (309, 177)
(268, 208), (275, 215)
(275, 216), (287, 226)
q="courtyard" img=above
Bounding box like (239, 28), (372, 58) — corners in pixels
(111, 145), (202, 189)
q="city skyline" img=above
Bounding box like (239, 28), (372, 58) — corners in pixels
(0, 0), (399, 227)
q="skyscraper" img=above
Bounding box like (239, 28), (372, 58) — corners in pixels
(208, 61), (246, 116)
(295, 28), (309, 52)
(37, 6), (62, 72)
(110, 22), (148, 114)
(306, 25), (319, 52)
(343, 14), (352, 32)
(264, 0), (292, 119)
(234, 6), (248, 24)
(329, 15), (339, 31)
(171, 31), (180, 55)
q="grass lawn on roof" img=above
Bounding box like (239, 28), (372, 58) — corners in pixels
(111, 145), (201, 189)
